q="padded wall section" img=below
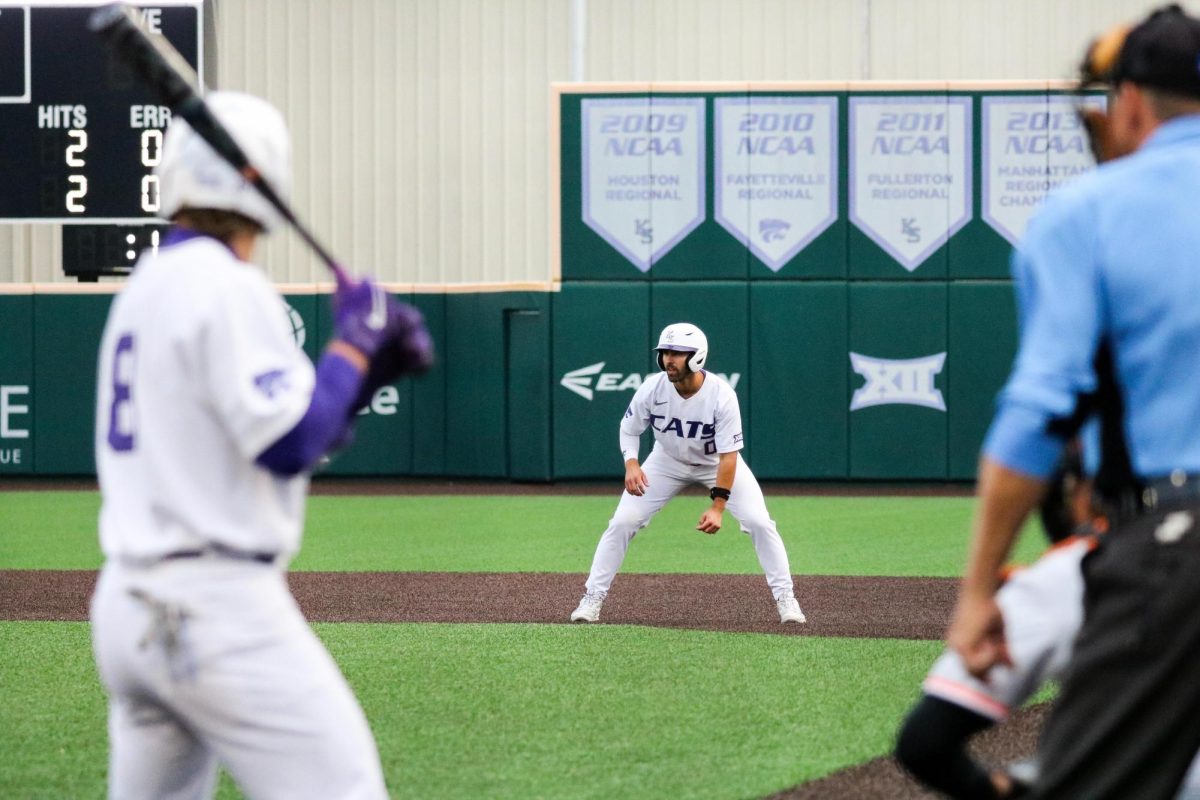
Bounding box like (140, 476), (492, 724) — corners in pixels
(0, 295), (34, 474)
(552, 282), (651, 478)
(848, 283), (948, 478)
(948, 282), (1018, 478)
(507, 309), (552, 481)
(410, 293), (448, 475)
(443, 291), (551, 477)
(749, 282), (848, 478)
(32, 294), (112, 474)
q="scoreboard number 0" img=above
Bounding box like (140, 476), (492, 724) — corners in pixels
(140, 175), (159, 213)
(139, 129), (162, 212)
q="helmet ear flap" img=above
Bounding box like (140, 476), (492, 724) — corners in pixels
(658, 349), (705, 372)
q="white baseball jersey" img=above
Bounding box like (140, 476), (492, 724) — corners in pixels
(94, 237), (315, 562)
(620, 371), (743, 465)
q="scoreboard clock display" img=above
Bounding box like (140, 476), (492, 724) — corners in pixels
(0, 2), (203, 222)
(61, 222), (167, 278)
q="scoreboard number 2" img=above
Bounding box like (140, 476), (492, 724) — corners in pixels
(65, 129), (87, 166)
(67, 175), (88, 213)
(65, 129), (88, 212)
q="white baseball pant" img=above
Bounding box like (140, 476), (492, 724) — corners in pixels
(90, 558), (387, 800)
(584, 449), (795, 599)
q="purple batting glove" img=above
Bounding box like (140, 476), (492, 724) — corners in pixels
(350, 303), (435, 412)
(332, 277), (397, 359)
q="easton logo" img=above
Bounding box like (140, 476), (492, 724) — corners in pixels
(561, 362), (740, 401)
(849, 352), (946, 412)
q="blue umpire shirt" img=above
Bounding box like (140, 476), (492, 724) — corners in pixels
(985, 114), (1200, 480)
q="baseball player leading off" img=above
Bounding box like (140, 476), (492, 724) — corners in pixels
(90, 91), (432, 799)
(571, 323), (805, 624)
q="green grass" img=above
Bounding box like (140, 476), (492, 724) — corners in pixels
(0, 489), (1054, 798)
(0, 621), (942, 800)
(0, 624), (108, 798)
(0, 491), (1048, 574)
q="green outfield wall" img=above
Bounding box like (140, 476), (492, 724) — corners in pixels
(0, 279), (1013, 481)
(0, 83), (1095, 481)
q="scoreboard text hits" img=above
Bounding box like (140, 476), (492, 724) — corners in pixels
(0, 3), (201, 222)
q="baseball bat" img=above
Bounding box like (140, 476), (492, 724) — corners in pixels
(88, 3), (351, 286)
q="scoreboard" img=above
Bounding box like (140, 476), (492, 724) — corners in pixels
(0, 2), (202, 223)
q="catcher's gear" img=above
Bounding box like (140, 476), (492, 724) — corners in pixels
(157, 91), (292, 232)
(1079, 4), (1200, 95)
(1077, 107), (1126, 164)
(1079, 21), (1130, 88)
(1038, 443), (1086, 544)
(1076, 19), (1132, 164)
(1076, 5), (1200, 163)
(654, 323), (708, 372)
(1107, 4), (1200, 97)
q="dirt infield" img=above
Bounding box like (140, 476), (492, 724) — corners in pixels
(1, 566), (1041, 797)
(0, 569), (956, 638)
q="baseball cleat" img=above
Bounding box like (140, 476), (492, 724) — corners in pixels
(776, 594), (806, 624)
(570, 591), (605, 623)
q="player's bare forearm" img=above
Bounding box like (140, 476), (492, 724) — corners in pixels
(713, 451), (736, 498)
(962, 459), (1046, 597)
(624, 458), (648, 496)
(697, 452), (737, 533)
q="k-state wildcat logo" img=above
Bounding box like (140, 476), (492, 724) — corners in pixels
(560, 362), (741, 401)
(849, 352), (946, 412)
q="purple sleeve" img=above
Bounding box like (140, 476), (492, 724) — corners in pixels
(255, 351), (363, 476)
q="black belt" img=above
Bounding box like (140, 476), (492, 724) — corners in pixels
(1108, 472), (1200, 521)
(161, 542), (278, 564)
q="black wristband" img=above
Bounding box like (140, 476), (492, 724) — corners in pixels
(709, 486), (731, 501)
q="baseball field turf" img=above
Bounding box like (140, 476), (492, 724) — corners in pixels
(0, 488), (1051, 798)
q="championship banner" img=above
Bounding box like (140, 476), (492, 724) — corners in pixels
(849, 95), (972, 272)
(713, 96), (838, 272)
(981, 94), (1105, 246)
(581, 97), (706, 272)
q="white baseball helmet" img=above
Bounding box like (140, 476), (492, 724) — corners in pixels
(654, 322), (708, 372)
(156, 91), (292, 232)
